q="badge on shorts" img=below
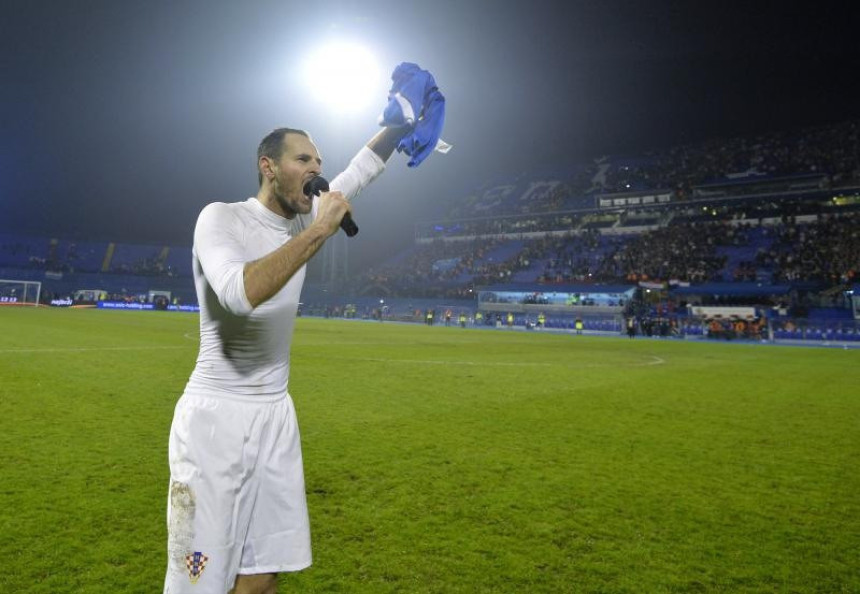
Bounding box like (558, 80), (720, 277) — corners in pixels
(186, 551), (209, 584)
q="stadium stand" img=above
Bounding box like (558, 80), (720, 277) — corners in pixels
(3, 119), (858, 343)
(352, 120), (860, 341)
(0, 235), (197, 305)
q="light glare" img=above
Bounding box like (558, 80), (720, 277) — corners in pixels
(302, 42), (381, 114)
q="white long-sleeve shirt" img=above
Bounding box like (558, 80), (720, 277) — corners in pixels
(183, 146), (385, 401)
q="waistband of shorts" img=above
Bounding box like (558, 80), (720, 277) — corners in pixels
(182, 383), (289, 404)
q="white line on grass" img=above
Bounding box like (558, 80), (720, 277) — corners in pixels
(0, 345), (190, 354)
(338, 355), (665, 368)
(351, 357), (552, 367)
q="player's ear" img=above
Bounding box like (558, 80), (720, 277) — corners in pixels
(259, 157), (276, 182)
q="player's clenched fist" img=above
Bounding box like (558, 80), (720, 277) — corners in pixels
(314, 190), (352, 237)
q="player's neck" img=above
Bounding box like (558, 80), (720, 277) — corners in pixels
(256, 186), (296, 220)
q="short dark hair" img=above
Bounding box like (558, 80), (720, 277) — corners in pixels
(257, 127), (309, 186)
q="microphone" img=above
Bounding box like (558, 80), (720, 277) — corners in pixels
(302, 175), (359, 237)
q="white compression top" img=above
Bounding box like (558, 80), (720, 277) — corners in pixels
(183, 146), (385, 401)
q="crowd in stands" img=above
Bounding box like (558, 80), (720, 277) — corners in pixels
(374, 119), (860, 298)
(595, 221), (747, 283)
(533, 230), (602, 283)
(0, 235), (189, 278)
(110, 256), (174, 276)
(360, 208), (859, 297)
(359, 237), (506, 296)
(757, 213), (860, 284)
(438, 119), (860, 221)
(596, 120), (860, 197)
(360, 234), (576, 297)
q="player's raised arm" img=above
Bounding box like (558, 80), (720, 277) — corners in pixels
(367, 125), (407, 162)
(243, 127), (406, 309)
(243, 62), (450, 310)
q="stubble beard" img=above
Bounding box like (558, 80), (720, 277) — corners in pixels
(272, 177), (311, 219)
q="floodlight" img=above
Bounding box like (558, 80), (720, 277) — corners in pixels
(302, 42), (382, 113)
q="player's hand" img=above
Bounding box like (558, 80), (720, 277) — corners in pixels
(314, 190), (351, 237)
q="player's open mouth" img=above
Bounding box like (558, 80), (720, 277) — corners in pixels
(302, 178), (315, 199)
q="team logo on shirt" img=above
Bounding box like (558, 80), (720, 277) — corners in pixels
(186, 551), (209, 584)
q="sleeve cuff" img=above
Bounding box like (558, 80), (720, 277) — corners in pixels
(329, 145), (386, 201)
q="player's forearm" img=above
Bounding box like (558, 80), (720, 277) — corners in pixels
(367, 126), (408, 162)
(243, 222), (330, 308)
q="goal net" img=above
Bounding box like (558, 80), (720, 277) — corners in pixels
(0, 279), (42, 306)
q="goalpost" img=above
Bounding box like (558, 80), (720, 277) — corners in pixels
(0, 279), (42, 306)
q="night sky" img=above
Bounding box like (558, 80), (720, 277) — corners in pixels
(2, 0), (858, 268)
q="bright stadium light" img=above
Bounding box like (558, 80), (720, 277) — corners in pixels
(301, 42), (382, 114)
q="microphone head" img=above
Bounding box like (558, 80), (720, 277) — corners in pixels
(303, 175), (330, 197)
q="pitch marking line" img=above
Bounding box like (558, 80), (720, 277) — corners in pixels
(0, 345), (190, 354)
(340, 355), (665, 368)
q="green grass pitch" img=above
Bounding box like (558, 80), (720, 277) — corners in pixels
(1, 307), (858, 593)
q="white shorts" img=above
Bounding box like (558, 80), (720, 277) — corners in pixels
(163, 393), (311, 594)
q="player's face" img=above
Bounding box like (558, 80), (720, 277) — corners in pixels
(270, 133), (322, 218)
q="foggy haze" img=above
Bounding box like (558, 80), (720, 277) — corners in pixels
(2, 0), (858, 271)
